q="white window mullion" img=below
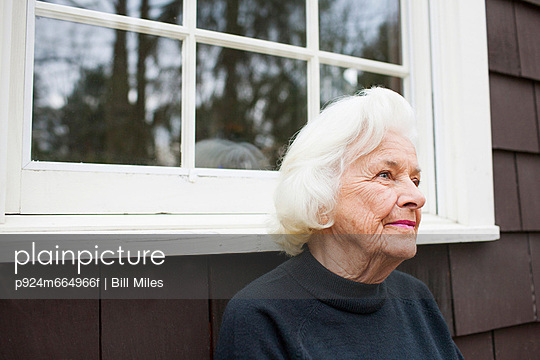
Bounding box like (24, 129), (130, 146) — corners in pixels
(430, 0), (494, 227)
(0, 0), (15, 223)
(307, 57), (320, 123)
(318, 52), (408, 78)
(400, 0), (411, 101)
(3, 0), (28, 215)
(34, 1), (189, 40)
(306, 0), (319, 122)
(180, 35), (196, 170)
(181, 0), (197, 170)
(406, 0), (437, 215)
(21, 0), (35, 169)
(194, 29), (312, 60)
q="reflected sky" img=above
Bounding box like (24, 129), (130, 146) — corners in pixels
(196, 44), (307, 170)
(32, 0), (402, 169)
(33, 17), (182, 166)
(320, 64), (403, 107)
(197, 0), (306, 46)
(42, 0), (183, 24)
(319, 0), (401, 64)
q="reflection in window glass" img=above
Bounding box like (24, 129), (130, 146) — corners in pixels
(320, 64), (403, 107)
(197, 0), (306, 46)
(32, 17), (182, 166)
(42, 0), (183, 25)
(319, 0), (401, 64)
(196, 44), (307, 170)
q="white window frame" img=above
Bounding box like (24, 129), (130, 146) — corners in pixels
(0, 0), (499, 257)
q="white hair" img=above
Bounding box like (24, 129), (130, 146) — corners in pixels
(272, 87), (418, 255)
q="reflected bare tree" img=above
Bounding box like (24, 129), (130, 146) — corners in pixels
(32, 0), (400, 169)
(33, 0), (183, 165)
(195, 0), (307, 168)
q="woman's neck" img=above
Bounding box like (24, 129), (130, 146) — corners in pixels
(307, 232), (404, 284)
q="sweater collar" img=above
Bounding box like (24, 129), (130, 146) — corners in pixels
(283, 247), (387, 314)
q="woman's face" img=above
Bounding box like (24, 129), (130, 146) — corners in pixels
(329, 131), (426, 260)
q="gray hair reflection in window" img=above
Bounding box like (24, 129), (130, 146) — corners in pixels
(195, 139), (270, 170)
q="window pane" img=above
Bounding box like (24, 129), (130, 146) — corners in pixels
(32, 17), (182, 166)
(197, 0), (306, 47)
(41, 0), (183, 25)
(320, 64), (403, 107)
(319, 0), (401, 64)
(196, 44), (307, 170)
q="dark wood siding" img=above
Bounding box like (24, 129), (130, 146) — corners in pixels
(453, 332), (494, 360)
(449, 234), (535, 335)
(0, 300), (99, 359)
(2, 0), (540, 358)
(494, 323), (540, 359)
(492, 151), (522, 230)
(490, 73), (538, 152)
(530, 234), (540, 299)
(450, 0), (540, 356)
(101, 299), (210, 359)
(100, 256), (211, 359)
(516, 154), (540, 230)
(486, 0), (521, 75)
(515, 2), (540, 80)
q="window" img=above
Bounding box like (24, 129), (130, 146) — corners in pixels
(0, 0), (499, 252)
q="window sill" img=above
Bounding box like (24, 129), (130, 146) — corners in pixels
(0, 213), (500, 262)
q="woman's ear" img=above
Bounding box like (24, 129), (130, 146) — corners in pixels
(318, 209), (331, 227)
(320, 213), (329, 225)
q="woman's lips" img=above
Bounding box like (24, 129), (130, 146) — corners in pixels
(386, 220), (416, 228)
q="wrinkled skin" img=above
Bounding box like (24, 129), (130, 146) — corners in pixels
(309, 131), (426, 284)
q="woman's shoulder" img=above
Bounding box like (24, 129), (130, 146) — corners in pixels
(216, 260), (317, 360)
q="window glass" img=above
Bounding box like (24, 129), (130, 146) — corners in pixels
(32, 17), (182, 166)
(197, 0), (306, 46)
(41, 0), (183, 25)
(320, 64), (403, 107)
(196, 44), (307, 170)
(319, 0), (401, 64)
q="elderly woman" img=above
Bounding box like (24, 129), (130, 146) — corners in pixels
(215, 88), (463, 359)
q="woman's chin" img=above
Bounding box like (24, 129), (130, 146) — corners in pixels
(381, 232), (418, 260)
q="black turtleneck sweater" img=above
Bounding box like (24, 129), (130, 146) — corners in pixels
(215, 248), (463, 359)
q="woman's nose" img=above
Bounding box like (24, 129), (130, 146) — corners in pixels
(397, 179), (426, 210)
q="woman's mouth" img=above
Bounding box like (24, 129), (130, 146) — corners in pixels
(386, 220), (416, 229)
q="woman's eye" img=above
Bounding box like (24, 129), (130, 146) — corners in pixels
(412, 178), (421, 187)
(377, 171), (391, 179)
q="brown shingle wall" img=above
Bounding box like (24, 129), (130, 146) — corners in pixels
(0, 300), (100, 359)
(492, 151), (522, 230)
(515, 2), (540, 80)
(494, 323), (540, 359)
(449, 234), (535, 335)
(0, 256), (214, 359)
(100, 256), (211, 359)
(489, 74), (538, 152)
(530, 234), (540, 317)
(453, 332), (494, 360)
(516, 154), (540, 230)
(487, 0), (540, 81)
(486, 0), (521, 75)
(450, 0), (540, 356)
